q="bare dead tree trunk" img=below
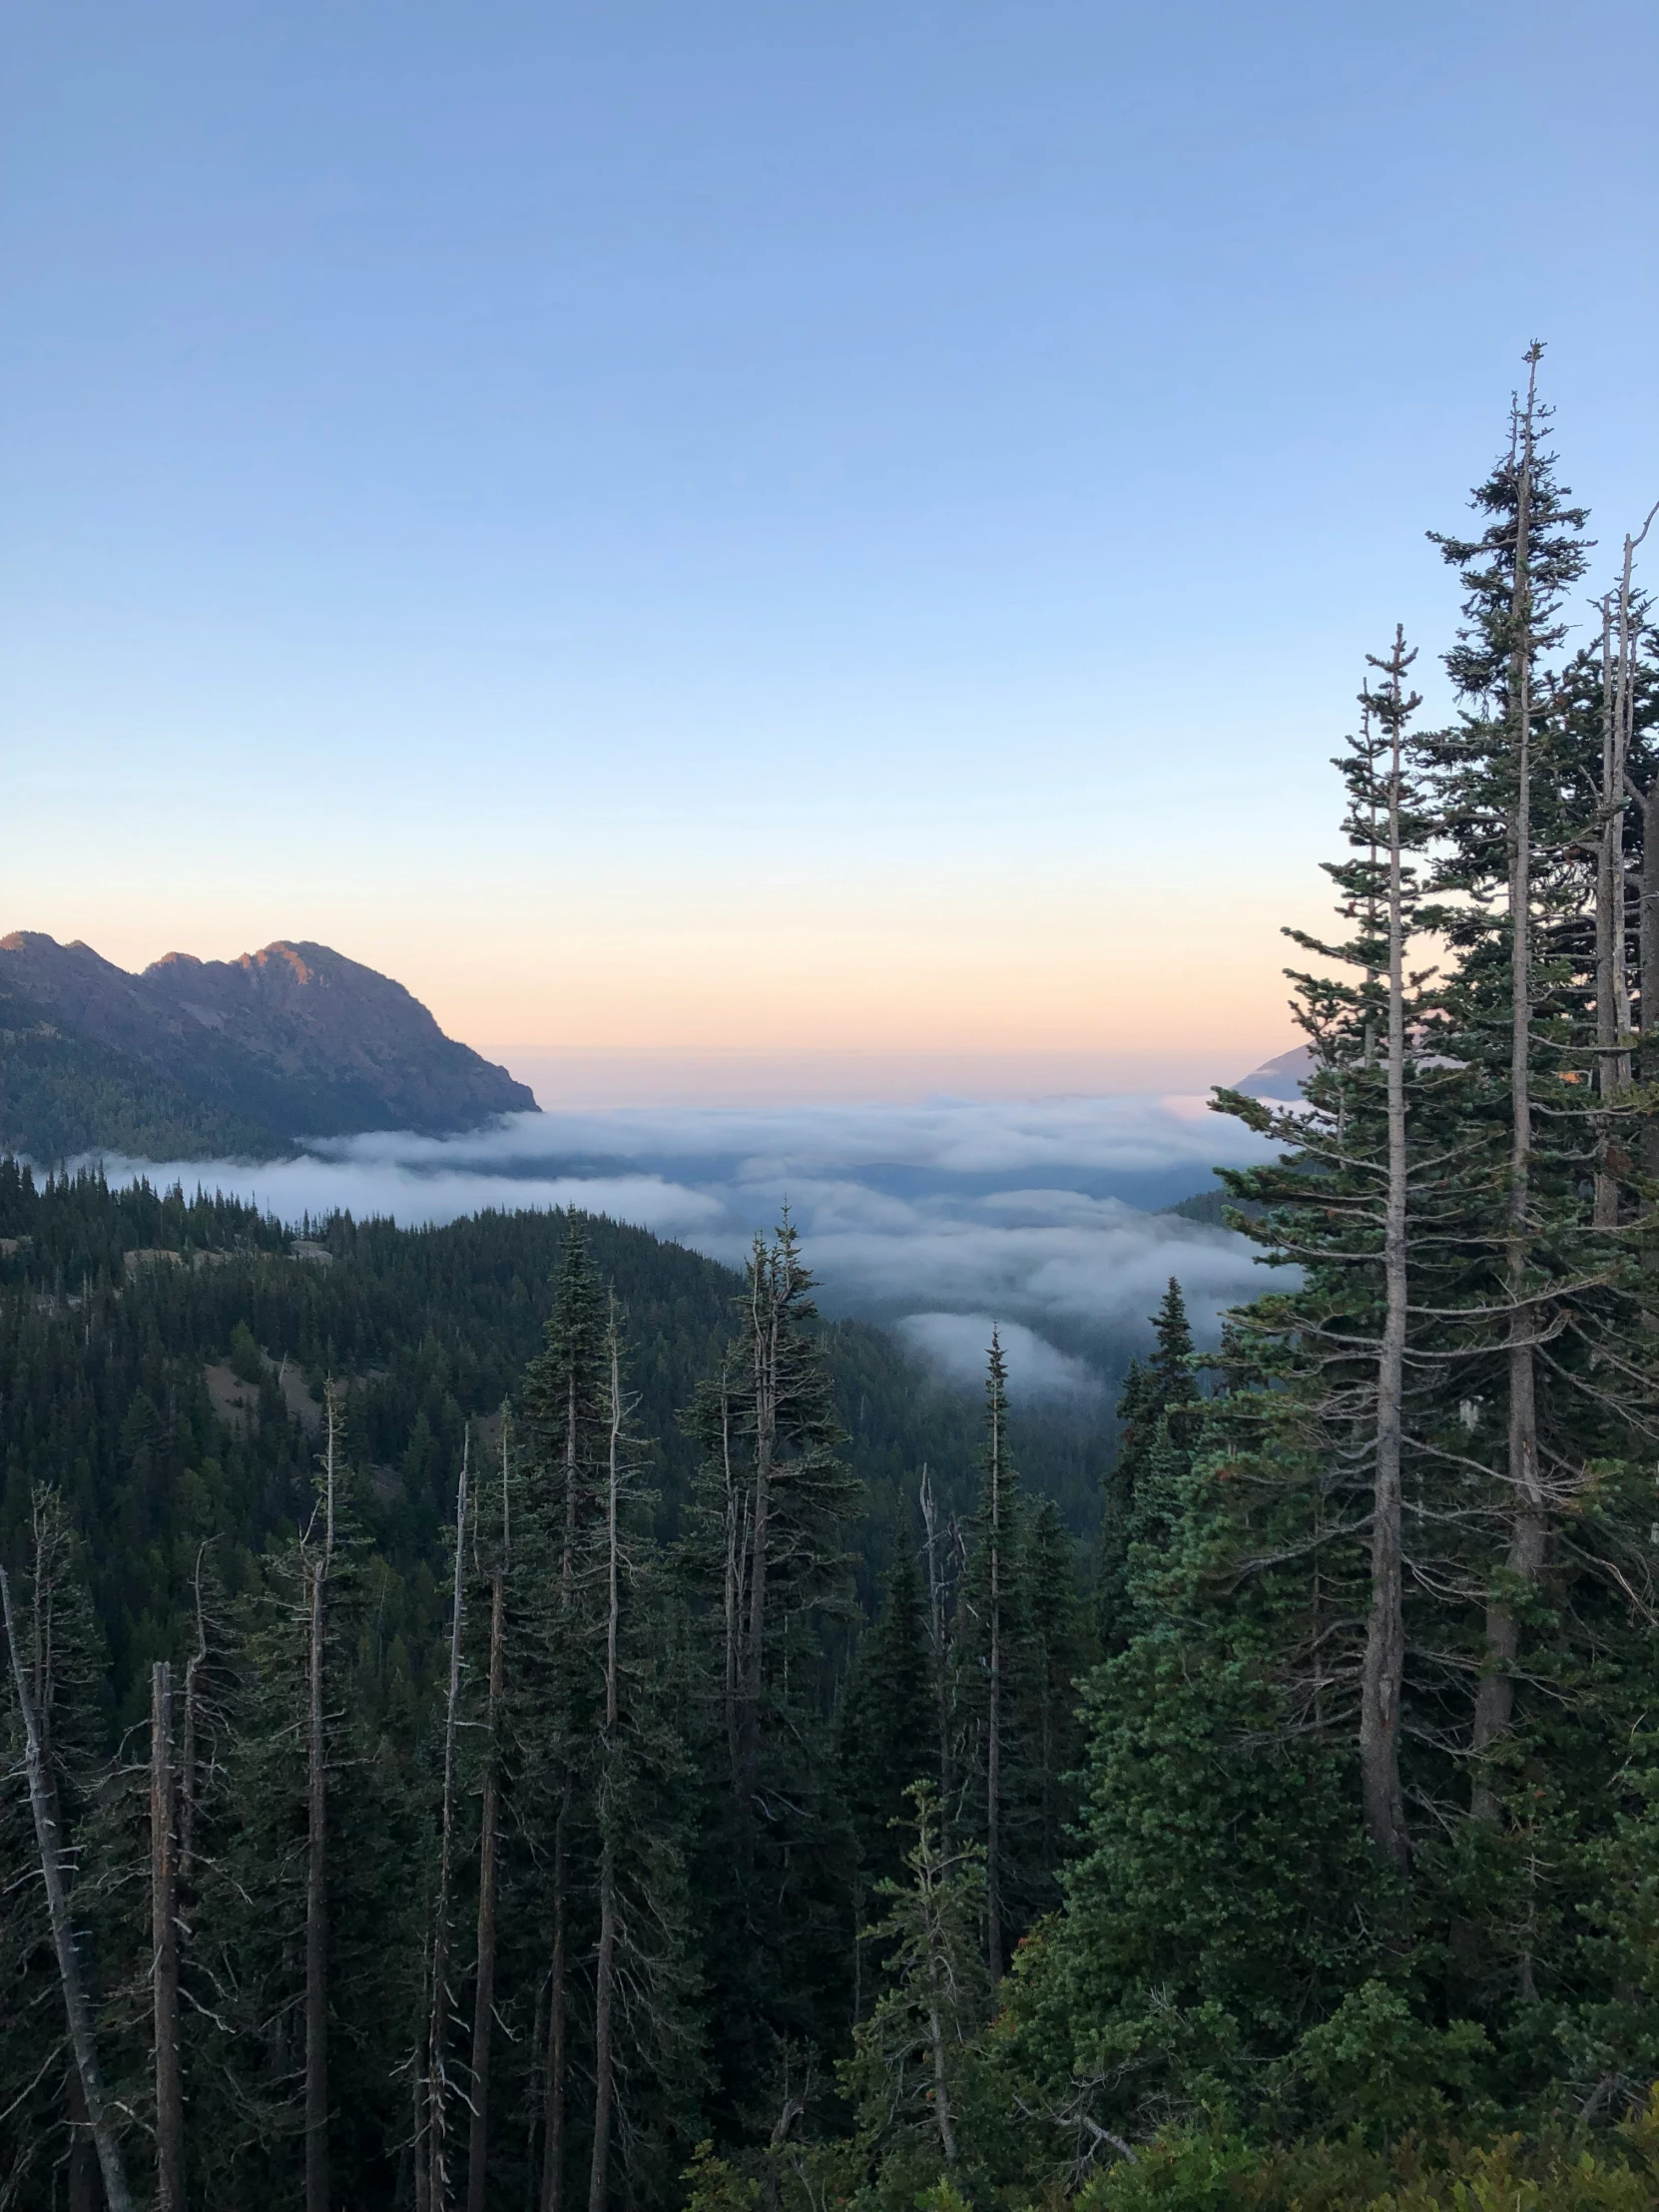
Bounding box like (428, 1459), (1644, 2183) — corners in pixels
(151, 1662), (185, 2212)
(720, 1373), (745, 1791)
(588, 1319), (624, 2212)
(918, 1467), (951, 1816)
(466, 1417), (512, 2212)
(1615, 504), (1659, 1184)
(179, 1545), (210, 1885)
(1360, 628), (1413, 1870)
(65, 2063), (99, 2212)
(1472, 353), (1546, 1816)
(31, 1490), (54, 1762)
(913, 1790), (959, 2165)
(0, 1563), (134, 2212)
(985, 1334), (1004, 1980)
(414, 2066), (432, 2212)
(305, 1387), (340, 2212)
(539, 1852), (569, 2212)
(1591, 508), (1657, 1220)
(1642, 778), (1659, 1189)
(925, 1900), (958, 2163)
(540, 1361), (584, 2212)
(761, 2097), (804, 2212)
(738, 1245), (779, 1818)
(524, 1967), (549, 2207)
(424, 1431), (470, 2212)
(1595, 598), (1625, 1228)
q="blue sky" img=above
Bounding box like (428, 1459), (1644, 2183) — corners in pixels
(5, 1), (1657, 1093)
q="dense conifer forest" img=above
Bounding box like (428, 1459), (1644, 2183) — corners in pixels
(9, 361), (1659, 2208)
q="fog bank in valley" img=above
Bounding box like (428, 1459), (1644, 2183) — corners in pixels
(84, 1095), (1278, 1403)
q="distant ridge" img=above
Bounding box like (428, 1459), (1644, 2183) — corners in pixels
(0, 933), (536, 1161)
(1231, 1044), (1315, 1102)
(1154, 1047), (1312, 1222)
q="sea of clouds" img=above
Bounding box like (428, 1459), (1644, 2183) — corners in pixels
(90, 1096), (1280, 1402)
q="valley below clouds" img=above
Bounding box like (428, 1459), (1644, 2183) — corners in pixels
(89, 1094), (1280, 1401)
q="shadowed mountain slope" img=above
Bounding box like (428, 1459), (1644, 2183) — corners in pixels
(0, 933), (536, 1159)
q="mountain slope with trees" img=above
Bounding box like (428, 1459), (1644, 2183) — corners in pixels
(0, 933), (536, 1159)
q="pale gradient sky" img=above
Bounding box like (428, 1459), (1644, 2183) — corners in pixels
(4, 2), (1657, 1100)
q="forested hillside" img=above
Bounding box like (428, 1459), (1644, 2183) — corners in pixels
(0, 979), (278, 1162)
(11, 363), (1659, 2212)
(0, 1166), (1089, 1723)
(0, 1162), (1096, 2209)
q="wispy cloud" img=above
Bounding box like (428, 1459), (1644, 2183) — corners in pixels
(305, 1094), (1270, 1183)
(90, 1095), (1276, 1393)
(93, 1154), (727, 1244)
(897, 1314), (1108, 1403)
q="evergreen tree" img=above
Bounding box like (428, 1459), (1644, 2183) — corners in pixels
(519, 1226), (611, 2212)
(196, 1396), (423, 2209)
(1421, 345), (1607, 1815)
(839, 1542), (934, 1900)
(0, 1488), (132, 2211)
(1016, 1495), (1088, 1923)
(1097, 1282), (1197, 1654)
(1009, 371), (1659, 2152)
(840, 1784), (991, 2199)
(1003, 1363), (1382, 2143)
(952, 1341), (1090, 1975)
(680, 1219), (859, 2131)
(953, 1335), (1020, 1976)
(839, 1538), (936, 2013)
(593, 1306), (704, 2210)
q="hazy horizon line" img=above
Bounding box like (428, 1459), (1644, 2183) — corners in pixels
(487, 1043), (1295, 1111)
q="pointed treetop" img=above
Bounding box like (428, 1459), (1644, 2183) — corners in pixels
(983, 1330), (1011, 1463)
(1150, 1279), (1195, 1398)
(1428, 345), (1591, 699)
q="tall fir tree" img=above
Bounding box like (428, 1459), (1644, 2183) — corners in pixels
(1097, 1282), (1198, 1654)
(838, 1536), (936, 2012)
(681, 1220), (860, 2132)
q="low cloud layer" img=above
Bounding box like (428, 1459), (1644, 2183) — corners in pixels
(898, 1314), (1107, 1403)
(88, 1096), (1277, 1396)
(304, 1093), (1266, 1187)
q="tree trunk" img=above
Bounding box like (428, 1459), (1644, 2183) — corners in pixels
(466, 1418), (510, 2212)
(65, 2063), (99, 2212)
(1472, 363), (1545, 1816)
(1360, 631), (1411, 1870)
(539, 1844), (568, 2212)
(738, 1253), (778, 1817)
(925, 1951), (958, 2168)
(414, 2066), (433, 2212)
(919, 1806), (958, 2165)
(720, 1377), (745, 1791)
(0, 1564), (134, 2212)
(179, 1548), (209, 1885)
(305, 1392), (339, 2212)
(1641, 784), (1659, 1071)
(588, 1327), (624, 2212)
(152, 1662), (185, 2212)
(1640, 779), (1659, 1196)
(426, 1433), (470, 2212)
(985, 1339), (1004, 1980)
(1620, 503), (1659, 1184)
(588, 1826), (617, 2212)
(1594, 599), (1624, 1227)
(919, 1468), (952, 1819)
(540, 1359), (585, 2212)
